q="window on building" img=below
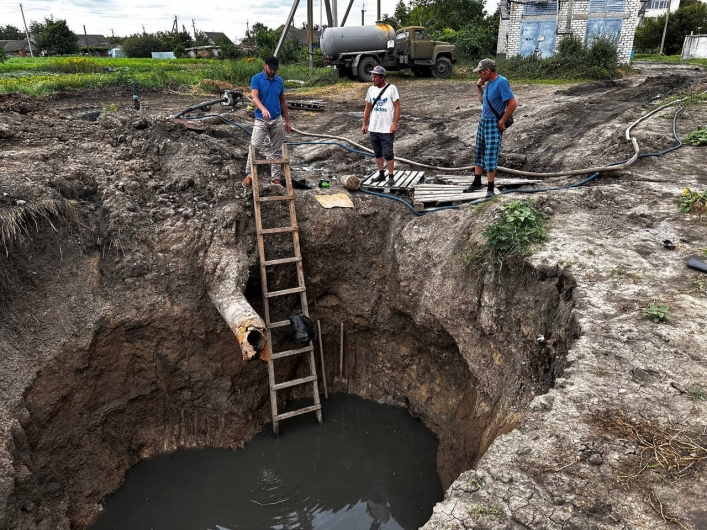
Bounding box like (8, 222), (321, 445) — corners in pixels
(586, 18), (622, 45)
(523, 0), (559, 16)
(646, 0), (669, 9)
(588, 0), (625, 13)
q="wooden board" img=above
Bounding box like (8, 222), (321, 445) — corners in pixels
(434, 175), (540, 187)
(412, 185), (501, 211)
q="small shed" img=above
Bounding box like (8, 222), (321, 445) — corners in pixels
(109, 47), (126, 58)
(682, 34), (707, 60)
(2, 39), (34, 57)
(151, 52), (176, 59)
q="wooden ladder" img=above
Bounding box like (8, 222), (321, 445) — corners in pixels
(250, 144), (322, 436)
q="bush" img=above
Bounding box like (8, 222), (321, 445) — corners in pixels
(122, 34), (164, 58)
(483, 200), (548, 260)
(500, 35), (620, 80)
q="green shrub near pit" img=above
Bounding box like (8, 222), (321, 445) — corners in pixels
(483, 199), (549, 260)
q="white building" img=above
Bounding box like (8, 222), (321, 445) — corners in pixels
(497, 0), (643, 64)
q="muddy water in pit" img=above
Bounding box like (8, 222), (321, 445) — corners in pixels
(89, 394), (443, 530)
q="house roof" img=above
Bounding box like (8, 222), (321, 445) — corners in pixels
(76, 34), (111, 47)
(204, 32), (234, 46)
(2, 39), (31, 52)
(275, 25), (321, 45)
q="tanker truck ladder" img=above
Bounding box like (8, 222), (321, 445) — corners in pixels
(250, 144), (323, 436)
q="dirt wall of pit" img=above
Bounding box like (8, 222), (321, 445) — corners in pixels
(0, 186), (576, 530)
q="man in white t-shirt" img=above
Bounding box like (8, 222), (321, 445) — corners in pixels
(361, 65), (400, 187)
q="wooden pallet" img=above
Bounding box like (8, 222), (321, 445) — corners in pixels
(412, 184), (501, 211)
(360, 170), (425, 192)
(435, 175), (540, 186)
(287, 100), (325, 111)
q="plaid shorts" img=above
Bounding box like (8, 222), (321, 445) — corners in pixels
(474, 117), (503, 172)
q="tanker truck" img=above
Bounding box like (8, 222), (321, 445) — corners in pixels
(320, 22), (457, 82)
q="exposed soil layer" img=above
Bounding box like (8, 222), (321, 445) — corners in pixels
(1, 61), (706, 530)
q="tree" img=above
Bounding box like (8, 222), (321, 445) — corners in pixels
(0, 25), (23, 40)
(35, 17), (79, 55)
(634, 0), (707, 54)
(121, 33), (163, 58)
(402, 0), (484, 32)
(246, 23), (279, 58)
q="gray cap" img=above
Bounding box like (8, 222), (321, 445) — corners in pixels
(473, 58), (496, 72)
(371, 65), (387, 76)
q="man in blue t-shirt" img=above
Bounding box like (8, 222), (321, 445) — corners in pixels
(463, 58), (517, 197)
(242, 56), (292, 187)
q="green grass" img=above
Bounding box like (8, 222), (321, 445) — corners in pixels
(0, 56), (340, 96)
(633, 53), (707, 68)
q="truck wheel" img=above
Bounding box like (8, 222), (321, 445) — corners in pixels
(357, 57), (379, 82)
(432, 57), (453, 79)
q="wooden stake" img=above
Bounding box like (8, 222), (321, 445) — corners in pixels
(317, 320), (328, 399)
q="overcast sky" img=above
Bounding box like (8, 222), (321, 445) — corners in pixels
(1, 0), (498, 41)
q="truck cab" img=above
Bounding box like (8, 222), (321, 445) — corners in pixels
(395, 26), (457, 78)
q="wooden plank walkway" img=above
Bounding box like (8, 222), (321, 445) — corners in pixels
(413, 184), (501, 211)
(434, 175), (540, 186)
(361, 170), (425, 192)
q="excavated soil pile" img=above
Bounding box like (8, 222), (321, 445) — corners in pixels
(1, 61), (706, 530)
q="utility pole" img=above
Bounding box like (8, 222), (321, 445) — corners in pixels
(307, 0), (314, 69)
(377, 0), (380, 21)
(332, 0), (338, 26)
(19, 3), (34, 57)
(172, 15), (178, 34)
(659, 0), (672, 56)
(362, 3), (365, 26)
(192, 19), (196, 39)
(83, 25), (89, 54)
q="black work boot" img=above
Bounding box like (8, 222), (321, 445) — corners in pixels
(386, 174), (396, 187)
(486, 181), (495, 197)
(463, 174), (483, 193)
(374, 170), (385, 182)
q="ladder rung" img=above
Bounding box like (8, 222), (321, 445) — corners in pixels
(275, 404), (321, 421)
(263, 256), (301, 266)
(272, 375), (317, 391)
(265, 286), (306, 298)
(267, 319), (291, 329)
(271, 345), (314, 360)
(260, 226), (297, 235)
(257, 195), (295, 202)
(253, 158), (289, 165)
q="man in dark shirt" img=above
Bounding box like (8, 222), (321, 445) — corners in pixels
(242, 56), (291, 187)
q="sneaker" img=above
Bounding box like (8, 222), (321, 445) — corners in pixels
(373, 173), (385, 182)
(462, 183), (482, 193)
(242, 175), (252, 188)
(486, 188), (496, 198)
(386, 177), (396, 187)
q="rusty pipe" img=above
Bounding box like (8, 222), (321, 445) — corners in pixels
(205, 236), (269, 363)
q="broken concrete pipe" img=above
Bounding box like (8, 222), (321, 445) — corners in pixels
(205, 241), (269, 363)
(208, 291), (269, 362)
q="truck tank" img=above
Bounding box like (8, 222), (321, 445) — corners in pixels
(320, 23), (396, 57)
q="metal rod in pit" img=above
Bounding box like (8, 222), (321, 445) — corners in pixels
(317, 320), (328, 399)
(339, 323), (344, 378)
